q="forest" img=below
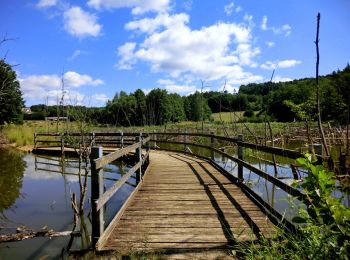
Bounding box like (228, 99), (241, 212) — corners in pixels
(24, 64), (350, 127)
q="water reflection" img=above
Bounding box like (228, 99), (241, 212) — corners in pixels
(0, 148), (25, 218)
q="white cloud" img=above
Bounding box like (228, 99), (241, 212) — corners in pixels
(277, 59), (301, 68)
(273, 75), (292, 82)
(157, 78), (196, 93)
(260, 16), (291, 36)
(261, 15), (268, 30)
(125, 13), (189, 34)
(63, 6), (101, 38)
(219, 83), (239, 94)
(64, 71), (104, 87)
(91, 93), (109, 104)
(235, 6), (242, 12)
(265, 41), (275, 47)
(87, 0), (170, 14)
(116, 42), (137, 70)
(118, 13), (260, 83)
(224, 2), (234, 16)
(36, 0), (57, 8)
(260, 59), (301, 70)
(19, 71), (104, 105)
(68, 50), (88, 61)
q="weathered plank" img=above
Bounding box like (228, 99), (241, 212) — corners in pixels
(99, 151), (276, 254)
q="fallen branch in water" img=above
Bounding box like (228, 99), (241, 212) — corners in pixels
(0, 226), (80, 242)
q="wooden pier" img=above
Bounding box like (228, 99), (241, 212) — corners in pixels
(33, 131), (314, 256)
(98, 151), (275, 253)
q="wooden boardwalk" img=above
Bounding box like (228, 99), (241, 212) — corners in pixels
(99, 151), (276, 253)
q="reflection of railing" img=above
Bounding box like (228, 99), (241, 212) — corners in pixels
(89, 134), (150, 248)
(149, 132), (317, 232)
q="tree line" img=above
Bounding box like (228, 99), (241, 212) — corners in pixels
(1, 55), (349, 126)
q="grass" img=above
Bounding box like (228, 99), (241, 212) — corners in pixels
(210, 111), (244, 123)
(1, 119), (319, 148)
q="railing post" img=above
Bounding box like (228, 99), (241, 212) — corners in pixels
(90, 146), (104, 249)
(34, 131), (37, 148)
(238, 134), (244, 180)
(92, 132), (96, 146)
(135, 136), (142, 184)
(146, 134), (150, 166)
(210, 131), (215, 160)
(153, 130), (157, 149)
(119, 131), (123, 148)
(61, 134), (65, 155)
(184, 128), (188, 153)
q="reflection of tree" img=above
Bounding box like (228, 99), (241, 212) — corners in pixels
(0, 148), (25, 218)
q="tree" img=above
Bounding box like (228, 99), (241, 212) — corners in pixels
(0, 59), (24, 124)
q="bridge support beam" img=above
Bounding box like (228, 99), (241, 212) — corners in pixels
(90, 146), (104, 249)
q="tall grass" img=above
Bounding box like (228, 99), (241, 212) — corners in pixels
(2, 123), (35, 146)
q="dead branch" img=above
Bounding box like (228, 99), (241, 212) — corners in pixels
(315, 12), (330, 157)
(0, 227), (80, 243)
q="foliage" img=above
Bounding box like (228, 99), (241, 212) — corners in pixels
(236, 155), (350, 259)
(0, 59), (24, 124)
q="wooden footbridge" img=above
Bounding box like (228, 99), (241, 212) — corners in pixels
(33, 131), (314, 255)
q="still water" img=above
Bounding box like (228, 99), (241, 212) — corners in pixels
(0, 148), (134, 259)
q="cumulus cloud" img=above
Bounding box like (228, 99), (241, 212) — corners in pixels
(260, 59), (301, 70)
(36, 0), (57, 8)
(87, 0), (170, 14)
(118, 13), (261, 85)
(260, 15), (291, 36)
(19, 71), (104, 105)
(157, 78), (197, 94)
(125, 13), (189, 34)
(63, 6), (101, 38)
(116, 42), (137, 70)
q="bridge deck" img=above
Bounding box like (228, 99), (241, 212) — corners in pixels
(100, 151), (276, 253)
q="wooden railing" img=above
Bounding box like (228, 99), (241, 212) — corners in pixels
(149, 131), (321, 232)
(89, 134), (150, 247)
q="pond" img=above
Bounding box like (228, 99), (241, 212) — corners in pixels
(0, 148), (135, 259)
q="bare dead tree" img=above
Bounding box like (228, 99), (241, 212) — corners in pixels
(315, 12), (330, 157)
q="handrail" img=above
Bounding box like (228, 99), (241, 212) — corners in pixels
(89, 134), (150, 248)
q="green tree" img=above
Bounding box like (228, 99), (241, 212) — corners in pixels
(0, 59), (24, 124)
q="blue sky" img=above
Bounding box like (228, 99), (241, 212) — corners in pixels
(1, 0), (349, 107)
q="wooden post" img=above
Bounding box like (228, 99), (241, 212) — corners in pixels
(61, 134), (65, 155)
(146, 134), (150, 166)
(120, 131), (124, 148)
(92, 132), (96, 147)
(90, 146), (104, 248)
(153, 130), (157, 149)
(135, 136), (142, 184)
(34, 132), (37, 148)
(184, 128), (188, 153)
(210, 131), (215, 160)
(238, 134), (244, 180)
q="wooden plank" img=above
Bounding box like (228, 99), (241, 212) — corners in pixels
(99, 150), (277, 253)
(94, 142), (140, 169)
(95, 161), (151, 250)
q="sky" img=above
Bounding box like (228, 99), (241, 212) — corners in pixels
(1, 0), (349, 107)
